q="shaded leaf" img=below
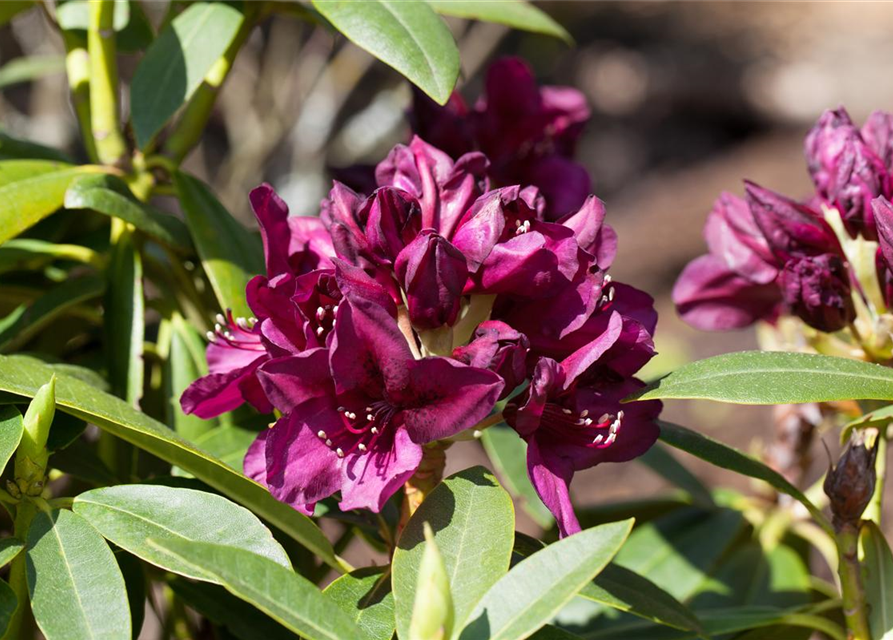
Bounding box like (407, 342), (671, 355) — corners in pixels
(130, 2), (244, 148)
(0, 579), (15, 638)
(0, 56), (65, 90)
(0, 132), (72, 162)
(0, 539), (24, 570)
(324, 566), (395, 640)
(114, 550), (146, 640)
(861, 521), (893, 640)
(631, 351), (893, 404)
(73, 484), (291, 580)
(312, 0), (459, 104)
(393, 466), (515, 639)
(148, 539), (366, 640)
(0, 354), (340, 570)
(27, 509), (131, 640)
(174, 172), (262, 319)
(458, 520), (633, 640)
(0, 406), (23, 476)
(106, 227), (143, 406)
(638, 443), (714, 509)
(427, 0), (570, 43)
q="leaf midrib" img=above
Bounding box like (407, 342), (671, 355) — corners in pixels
(379, 1), (442, 96)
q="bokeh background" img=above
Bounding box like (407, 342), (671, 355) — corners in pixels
(2, 1), (891, 545)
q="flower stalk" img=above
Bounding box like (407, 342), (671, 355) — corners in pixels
(88, 0), (127, 167)
(398, 442), (450, 536)
(837, 523), (872, 640)
(61, 30), (97, 163)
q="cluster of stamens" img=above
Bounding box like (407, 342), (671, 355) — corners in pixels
(530, 403), (624, 449)
(313, 304), (338, 337)
(314, 402), (395, 458)
(598, 274), (615, 309)
(514, 218), (533, 235)
(205, 310), (260, 348)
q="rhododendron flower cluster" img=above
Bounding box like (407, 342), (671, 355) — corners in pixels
(674, 106), (893, 337)
(183, 77), (660, 538)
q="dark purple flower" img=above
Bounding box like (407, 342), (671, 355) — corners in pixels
(862, 110), (893, 170)
(395, 230), (468, 329)
(248, 270), (504, 513)
(805, 107), (891, 240)
(777, 254), (855, 332)
(361, 187), (422, 266)
(503, 312), (661, 537)
(873, 196), (893, 306)
(452, 320), (529, 398)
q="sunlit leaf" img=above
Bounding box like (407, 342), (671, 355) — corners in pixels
(324, 566), (395, 640)
(426, 0), (571, 43)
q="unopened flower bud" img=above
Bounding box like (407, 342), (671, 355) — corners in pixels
(408, 522), (454, 640)
(776, 254), (855, 332)
(14, 375), (55, 495)
(824, 431), (878, 529)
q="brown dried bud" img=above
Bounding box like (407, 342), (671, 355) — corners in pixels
(824, 431), (878, 530)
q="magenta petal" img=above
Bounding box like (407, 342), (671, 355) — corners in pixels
(362, 187), (421, 265)
(559, 311), (623, 387)
(874, 196), (893, 267)
(673, 254), (781, 331)
(250, 184), (293, 278)
(287, 216), (336, 273)
(265, 411), (342, 515)
(704, 192), (777, 284)
(451, 320), (529, 397)
(256, 349), (333, 413)
(863, 110), (893, 169)
(451, 192), (506, 271)
(244, 429), (269, 486)
(745, 181), (838, 259)
(339, 426), (423, 512)
(527, 438), (581, 538)
(514, 357), (564, 438)
(180, 356), (267, 419)
(400, 357), (504, 443)
(559, 196), (616, 268)
(395, 231), (468, 329)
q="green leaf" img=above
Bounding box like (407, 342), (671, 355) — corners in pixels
(147, 539), (366, 640)
(0, 56), (65, 90)
(0, 354), (341, 570)
(630, 351), (893, 405)
(64, 174), (192, 252)
(657, 421), (829, 529)
(393, 466), (515, 639)
(50, 436), (118, 485)
(163, 314), (214, 440)
(174, 172), (262, 318)
(528, 626), (583, 640)
(73, 484), (291, 580)
(169, 576), (295, 640)
(192, 424), (256, 470)
(114, 550), (146, 640)
(638, 443), (714, 509)
(0, 1), (32, 26)
(324, 566), (395, 640)
(841, 404), (893, 444)
(861, 521), (893, 640)
(0, 161), (108, 244)
(426, 0), (570, 43)
(56, 0), (130, 31)
(130, 2), (244, 148)
(0, 132), (72, 162)
(581, 564), (703, 633)
(481, 424), (554, 528)
(0, 539), (24, 569)
(458, 519), (633, 640)
(613, 507), (744, 602)
(0, 276), (103, 351)
(312, 0), (459, 104)
(106, 228), (143, 405)
(0, 239), (99, 275)
(27, 509), (131, 640)
(411, 523), (455, 640)
(0, 406), (23, 476)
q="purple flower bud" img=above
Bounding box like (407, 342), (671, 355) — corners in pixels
(452, 321), (529, 398)
(745, 181), (840, 260)
(862, 110), (893, 170)
(320, 181), (367, 263)
(824, 431), (878, 530)
(395, 230), (469, 329)
(361, 187), (421, 265)
(776, 254), (855, 332)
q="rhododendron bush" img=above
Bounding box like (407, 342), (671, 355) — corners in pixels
(0, 2), (892, 640)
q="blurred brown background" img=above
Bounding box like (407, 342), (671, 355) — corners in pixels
(2, 1), (892, 540)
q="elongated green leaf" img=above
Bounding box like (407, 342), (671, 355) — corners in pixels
(613, 507), (744, 602)
(657, 421), (829, 529)
(0, 56), (65, 90)
(393, 466), (515, 639)
(631, 351), (893, 405)
(130, 2), (244, 148)
(426, 0), (570, 43)
(841, 404), (893, 444)
(861, 521), (893, 640)
(0, 161), (108, 244)
(0, 132), (72, 162)
(0, 407), (22, 476)
(458, 519), (633, 640)
(73, 484), (291, 580)
(581, 564), (703, 633)
(481, 424), (554, 528)
(106, 228), (143, 406)
(312, 0), (459, 104)
(148, 539), (366, 640)
(65, 174), (192, 252)
(174, 172), (262, 319)
(0, 276), (103, 351)
(164, 314), (214, 440)
(0, 1), (32, 26)
(0, 239), (100, 275)
(0, 539), (24, 570)
(0, 354), (340, 569)
(27, 509), (131, 640)
(638, 443), (714, 509)
(324, 567), (395, 640)
(192, 424), (256, 470)
(169, 576), (295, 640)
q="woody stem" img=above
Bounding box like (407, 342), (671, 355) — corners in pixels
(397, 442), (451, 539)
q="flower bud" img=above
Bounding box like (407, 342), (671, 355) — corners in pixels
(15, 375), (55, 496)
(776, 254), (855, 332)
(361, 187), (421, 265)
(824, 431), (878, 529)
(408, 522), (454, 640)
(395, 231), (468, 329)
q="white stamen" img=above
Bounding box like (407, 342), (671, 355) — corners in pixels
(337, 406), (346, 413)
(224, 331), (234, 340)
(325, 439), (333, 447)
(316, 326), (325, 336)
(608, 287), (615, 302)
(371, 427), (379, 435)
(249, 317), (258, 325)
(214, 323), (223, 332)
(515, 219), (522, 227)
(617, 410), (624, 420)
(347, 411), (357, 420)
(206, 331), (216, 341)
(366, 414), (374, 421)
(603, 274), (612, 284)
(316, 306), (326, 321)
(584, 418), (593, 426)
(317, 430), (327, 439)
(216, 313), (226, 325)
(236, 317), (249, 330)
(358, 443), (367, 452)
(332, 305), (339, 314)
(604, 433), (617, 446)
(593, 434), (604, 445)
(580, 409), (589, 418)
(562, 408), (573, 415)
(336, 448), (344, 458)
